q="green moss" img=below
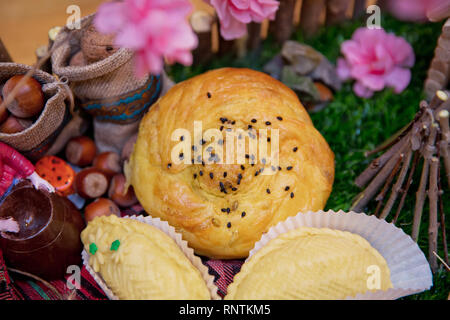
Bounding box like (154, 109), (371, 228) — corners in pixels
(168, 15), (448, 300)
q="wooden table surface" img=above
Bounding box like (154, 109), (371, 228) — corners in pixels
(0, 0), (210, 65)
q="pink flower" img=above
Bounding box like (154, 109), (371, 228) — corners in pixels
(336, 28), (415, 98)
(205, 0), (280, 40)
(386, 0), (450, 22)
(94, 0), (198, 77)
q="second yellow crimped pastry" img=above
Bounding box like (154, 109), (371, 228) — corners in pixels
(225, 227), (393, 300)
(81, 215), (211, 300)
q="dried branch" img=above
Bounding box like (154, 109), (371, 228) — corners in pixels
(392, 151), (420, 224)
(380, 148), (413, 220)
(354, 91), (449, 271)
(428, 157), (439, 272)
(351, 140), (409, 212)
(300, 0), (326, 38)
(425, 18), (450, 99)
(438, 108), (450, 187)
(438, 156), (449, 265)
(364, 121), (413, 158)
(191, 11), (215, 65)
(269, 0), (296, 44)
(355, 134), (409, 188)
(374, 154), (403, 218)
(412, 122), (438, 241)
(247, 22), (262, 51)
(353, 0), (367, 19)
(326, 0), (352, 25)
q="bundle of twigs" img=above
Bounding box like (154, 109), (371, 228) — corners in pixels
(351, 90), (449, 273)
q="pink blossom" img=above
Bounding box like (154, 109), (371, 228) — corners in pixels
(386, 0), (450, 22)
(336, 28), (415, 98)
(94, 0), (198, 77)
(205, 0), (280, 40)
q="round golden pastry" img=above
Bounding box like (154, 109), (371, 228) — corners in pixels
(81, 215), (211, 300)
(225, 227), (393, 300)
(125, 68), (334, 259)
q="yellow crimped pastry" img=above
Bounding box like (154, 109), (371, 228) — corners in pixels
(125, 68), (335, 259)
(80, 215), (211, 300)
(225, 227), (393, 300)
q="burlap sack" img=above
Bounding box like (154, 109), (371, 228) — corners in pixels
(51, 15), (166, 154)
(0, 63), (71, 161)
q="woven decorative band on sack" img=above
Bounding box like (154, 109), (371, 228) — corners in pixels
(79, 75), (162, 124)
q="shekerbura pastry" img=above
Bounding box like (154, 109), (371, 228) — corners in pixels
(225, 227), (393, 300)
(125, 68), (334, 259)
(81, 215), (211, 300)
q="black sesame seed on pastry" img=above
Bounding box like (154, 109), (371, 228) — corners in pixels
(125, 68), (335, 259)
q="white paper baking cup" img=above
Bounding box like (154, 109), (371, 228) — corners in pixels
(81, 215), (220, 300)
(246, 210), (433, 300)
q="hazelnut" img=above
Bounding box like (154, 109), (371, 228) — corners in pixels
(0, 115), (32, 134)
(75, 167), (109, 199)
(84, 198), (120, 223)
(108, 174), (138, 207)
(2, 75), (45, 118)
(65, 136), (97, 167)
(93, 152), (121, 177)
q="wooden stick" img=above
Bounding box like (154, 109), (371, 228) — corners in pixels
(351, 140), (409, 212)
(412, 123), (438, 241)
(363, 97), (441, 158)
(364, 120), (413, 157)
(355, 134), (409, 188)
(379, 148), (412, 220)
(218, 31), (236, 57)
(326, 0), (352, 25)
(425, 19), (450, 99)
(392, 151), (420, 224)
(0, 37), (12, 62)
(191, 11), (215, 65)
(247, 22), (262, 51)
(269, 0), (296, 44)
(300, 0), (326, 38)
(437, 156), (449, 264)
(438, 109), (450, 187)
(353, 0), (367, 19)
(374, 154), (403, 218)
(428, 157), (439, 272)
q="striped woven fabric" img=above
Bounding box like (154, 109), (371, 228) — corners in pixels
(0, 247), (243, 300)
(0, 250), (19, 300)
(0, 204), (244, 300)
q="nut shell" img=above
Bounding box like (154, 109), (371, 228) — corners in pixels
(84, 198), (121, 223)
(2, 75), (45, 118)
(0, 115), (32, 134)
(66, 136), (97, 167)
(75, 167), (109, 199)
(0, 96), (8, 124)
(93, 152), (121, 177)
(108, 174), (138, 207)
